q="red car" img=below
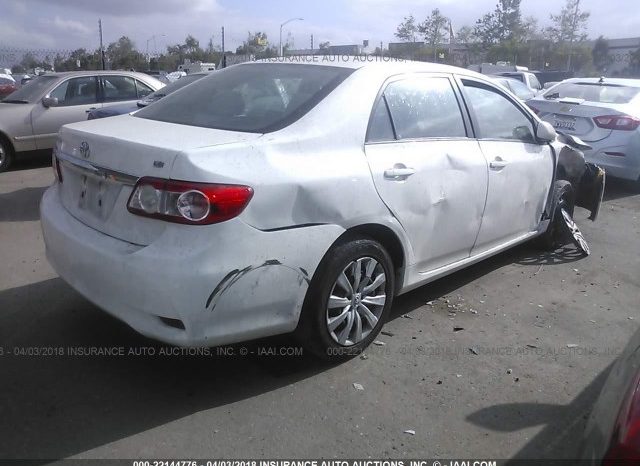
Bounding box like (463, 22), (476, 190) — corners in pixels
(0, 76), (17, 99)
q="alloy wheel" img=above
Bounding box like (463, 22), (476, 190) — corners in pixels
(326, 257), (386, 346)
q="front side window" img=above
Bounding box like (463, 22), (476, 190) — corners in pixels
(50, 77), (98, 106)
(463, 81), (535, 143)
(101, 76), (138, 102)
(135, 64), (355, 133)
(383, 77), (467, 140)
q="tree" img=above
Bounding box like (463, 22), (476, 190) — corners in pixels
(474, 0), (523, 46)
(236, 32), (273, 58)
(546, 0), (590, 43)
(418, 8), (450, 61)
(456, 26), (481, 66)
(106, 36), (146, 70)
(630, 47), (640, 76)
(318, 41), (331, 55)
(395, 15), (419, 43)
(592, 36), (611, 72)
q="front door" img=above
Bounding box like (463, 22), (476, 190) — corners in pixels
(459, 78), (554, 254)
(31, 76), (100, 150)
(364, 75), (489, 272)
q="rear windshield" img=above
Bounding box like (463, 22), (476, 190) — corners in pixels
(135, 63), (355, 133)
(544, 82), (640, 104)
(4, 75), (58, 103)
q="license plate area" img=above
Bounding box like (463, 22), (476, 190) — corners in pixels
(553, 116), (576, 131)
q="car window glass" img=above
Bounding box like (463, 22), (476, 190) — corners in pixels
(367, 97), (395, 142)
(529, 74), (541, 90)
(136, 64), (355, 133)
(101, 76), (138, 102)
(49, 77), (98, 106)
(508, 79), (536, 100)
(544, 83), (640, 104)
(135, 80), (154, 98)
(463, 81), (535, 143)
(384, 77), (466, 140)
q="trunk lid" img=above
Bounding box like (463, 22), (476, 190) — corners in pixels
(56, 115), (262, 245)
(531, 98), (627, 142)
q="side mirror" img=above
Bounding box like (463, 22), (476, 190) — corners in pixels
(42, 97), (58, 108)
(535, 121), (556, 143)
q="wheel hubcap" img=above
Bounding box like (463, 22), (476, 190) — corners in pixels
(326, 257), (386, 346)
(561, 208), (590, 256)
(0, 145), (5, 167)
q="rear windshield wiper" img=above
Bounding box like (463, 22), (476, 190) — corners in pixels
(2, 99), (29, 104)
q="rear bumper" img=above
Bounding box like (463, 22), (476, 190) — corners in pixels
(41, 184), (342, 347)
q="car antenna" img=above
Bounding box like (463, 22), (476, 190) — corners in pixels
(598, 76), (605, 84)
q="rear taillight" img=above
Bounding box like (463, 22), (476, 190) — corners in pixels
(603, 372), (640, 465)
(127, 177), (253, 225)
(594, 115), (640, 131)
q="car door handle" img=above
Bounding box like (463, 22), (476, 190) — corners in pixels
(85, 107), (97, 113)
(490, 158), (508, 170)
(384, 167), (416, 180)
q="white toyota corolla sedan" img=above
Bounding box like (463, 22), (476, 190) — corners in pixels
(41, 58), (602, 358)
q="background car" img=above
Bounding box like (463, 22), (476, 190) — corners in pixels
(87, 72), (210, 120)
(41, 59), (598, 359)
(491, 76), (537, 102)
(0, 75), (17, 100)
(495, 70), (543, 93)
(0, 70), (164, 172)
(580, 328), (640, 463)
(528, 77), (640, 183)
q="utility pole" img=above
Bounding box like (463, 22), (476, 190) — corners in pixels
(311, 34), (314, 51)
(221, 26), (226, 68)
(98, 19), (105, 70)
(380, 41), (383, 57)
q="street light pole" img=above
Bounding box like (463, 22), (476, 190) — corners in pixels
(146, 34), (166, 62)
(279, 17), (304, 57)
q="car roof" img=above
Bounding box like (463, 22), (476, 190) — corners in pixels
(43, 70), (159, 80)
(561, 77), (640, 88)
(249, 56), (487, 79)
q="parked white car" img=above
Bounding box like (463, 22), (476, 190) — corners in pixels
(528, 77), (640, 182)
(40, 59), (602, 358)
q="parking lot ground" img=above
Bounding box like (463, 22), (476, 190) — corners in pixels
(1, 159), (639, 460)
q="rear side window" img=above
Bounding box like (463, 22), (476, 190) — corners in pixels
(135, 80), (154, 98)
(383, 77), (467, 140)
(136, 64), (355, 133)
(463, 80), (535, 143)
(367, 98), (395, 142)
(544, 83), (640, 104)
(101, 76), (138, 102)
(50, 77), (98, 106)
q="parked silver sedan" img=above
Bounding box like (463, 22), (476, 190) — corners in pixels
(528, 78), (640, 183)
(0, 70), (164, 172)
(40, 59), (602, 358)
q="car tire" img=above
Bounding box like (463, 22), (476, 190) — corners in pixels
(537, 180), (575, 250)
(296, 237), (395, 361)
(0, 137), (13, 173)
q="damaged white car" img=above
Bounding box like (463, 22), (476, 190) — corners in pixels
(40, 58), (604, 358)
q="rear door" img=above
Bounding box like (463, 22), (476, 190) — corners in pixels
(459, 77), (554, 254)
(99, 75), (154, 111)
(31, 76), (101, 150)
(364, 74), (489, 272)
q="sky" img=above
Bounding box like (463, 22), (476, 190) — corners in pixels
(0, 0), (638, 56)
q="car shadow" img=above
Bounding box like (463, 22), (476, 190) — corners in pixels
(5, 150), (51, 172)
(0, 278), (333, 460)
(603, 177), (639, 202)
(388, 243), (585, 321)
(0, 186), (47, 222)
(466, 363), (612, 461)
